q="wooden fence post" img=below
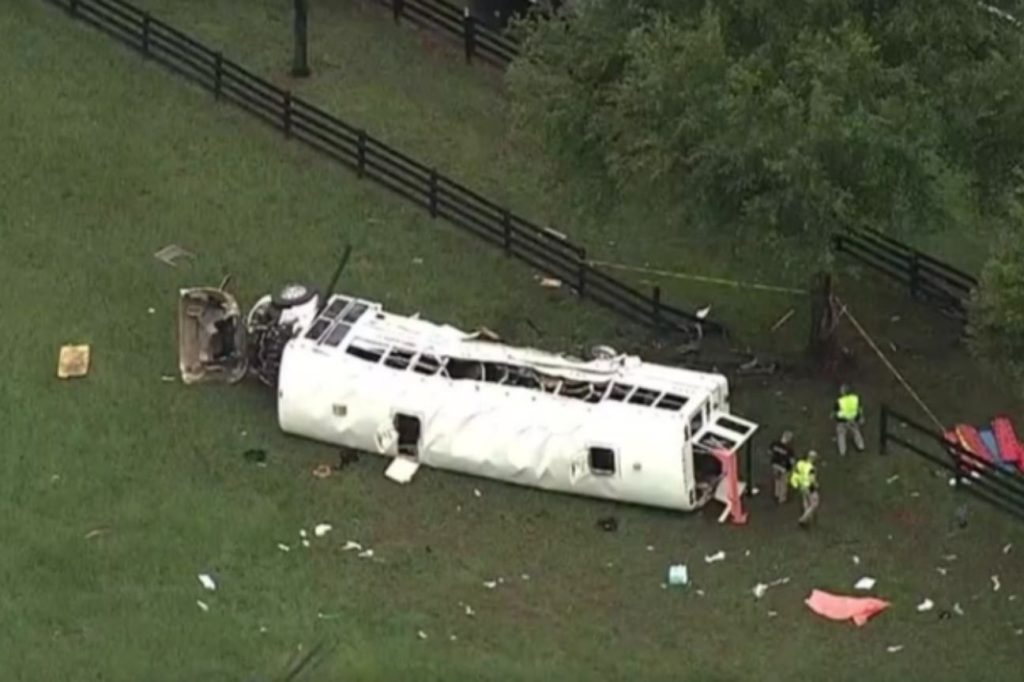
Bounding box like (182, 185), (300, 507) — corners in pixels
(463, 9), (476, 64)
(577, 248), (587, 295)
(653, 285), (662, 328)
(141, 13), (151, 55)
(502, 210), (512, 254)
(214, 52), (223, 99)
(878, 405), (888, 456)
(392, 0), (404, 23)
(428, 170), (438, 217)
(283, 91), (293, 137)
(909, 253), (921, 299)
(356, 130), (367, 178)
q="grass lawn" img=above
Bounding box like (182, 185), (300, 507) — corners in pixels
(4, 2), (1024, 681)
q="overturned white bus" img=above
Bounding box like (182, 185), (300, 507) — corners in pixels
(178, 280), (758, 523)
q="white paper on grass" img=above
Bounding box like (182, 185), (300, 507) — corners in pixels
(198, 574), (217, 591)
(314, 523), (333, 537)
(385, 457), (420, 485)
(342, 541), (363, 552)
(916, 599), (934, 612)
(854, 577), (877, 591)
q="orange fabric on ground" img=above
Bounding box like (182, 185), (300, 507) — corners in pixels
(804, 589), (890, 627)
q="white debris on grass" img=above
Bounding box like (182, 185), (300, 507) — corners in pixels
(464, 604), (475, 617)
(449, 634), (458, 641)
(417, 630), (428, 640)
(953, 603), (965, 617)
(668, 565), (689, 586)
(753, 577), (790, 599)
(302, 540), (311, 548)
(886, 475), (900, 485)
(299, 529), (308, 539)
(695, 589), (705, 597)
(154, 244), (195, 267)
(992, 575), (1002, 592)
(473, 489), (482, 498)
(196, 600), (209, 612)
(767, 611), (778, 618)
(852, 555), (861, 566)
(357, 549), (375, 559)
(198, 574), (217, 591)
(646, 545), (655, 552)
(943, 554), (958, 562)
(521, 574), (531, 581)
(1003, 543), (1013, 555)
(704, 551), (726, 564)
(342, 541), (363, 552)
(886, 645), (904, 654)
(483, 580), (498, 589)
(314, 523), (333, 537)
(936, 567), (948, 576)
(854, 577), (876, 591)
(917, 599), (934, 612)
(277, 543), (291, 552)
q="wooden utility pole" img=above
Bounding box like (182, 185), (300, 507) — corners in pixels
(808, 271), (841, 373)
(292, 0), (311, 78)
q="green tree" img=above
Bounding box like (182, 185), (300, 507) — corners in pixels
(969, 193), (1024, 399)
(509, 0), (1024, 265)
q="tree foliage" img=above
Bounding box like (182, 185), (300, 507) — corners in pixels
(969, 192), (1024, 398)
(508, 1), (1024, 262)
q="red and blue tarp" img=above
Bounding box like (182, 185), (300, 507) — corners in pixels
(947, 416), (1024, 474)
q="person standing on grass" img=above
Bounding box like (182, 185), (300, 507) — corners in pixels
(834, 383), (865, 456)
(769, 430), (796, 504)
(791, 450), (820, 527)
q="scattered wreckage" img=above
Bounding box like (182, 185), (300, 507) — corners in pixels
(178, 256), (759, 523)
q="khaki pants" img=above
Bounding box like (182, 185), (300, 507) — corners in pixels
(799, 488), (819, 525)
(772, 465), (789, 503)
(836, 420), (865, 456)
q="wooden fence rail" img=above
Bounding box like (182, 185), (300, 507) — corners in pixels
(47, 0), (721, 337)
(880, 405), (1024, 523)
(834, 227), (978, 325)
(376, 0), (521, 67)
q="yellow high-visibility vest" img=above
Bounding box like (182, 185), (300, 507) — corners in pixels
(837, 394), (860, 421)
(790, 460), (816, 490)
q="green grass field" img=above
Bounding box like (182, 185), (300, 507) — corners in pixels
(3, 2), (1024, 680)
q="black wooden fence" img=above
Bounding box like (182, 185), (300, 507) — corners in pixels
(834, 227), (978, 324)
(47, 0), (720, 337)
(374, 0), (520, 67)
(880, 405), (1024, 522)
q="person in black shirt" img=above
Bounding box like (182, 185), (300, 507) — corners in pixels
(769, 431), (796, 504)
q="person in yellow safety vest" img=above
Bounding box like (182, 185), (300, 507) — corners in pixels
(790, 450), (819, 527)
(834, 383), (865, 456)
